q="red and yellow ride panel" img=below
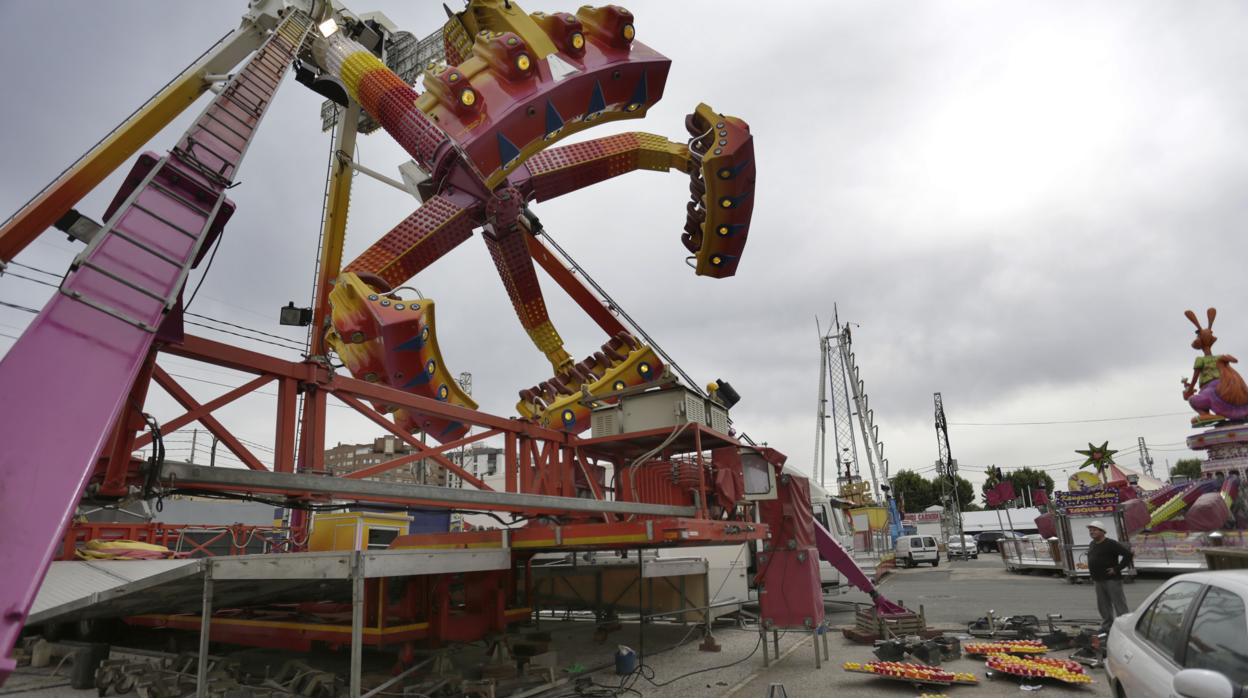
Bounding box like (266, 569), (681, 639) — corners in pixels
(686, 103), (755, 278)
(327, 273), (475, 442)
(418, 4), (671, 188)
(517, 332), (662, 432)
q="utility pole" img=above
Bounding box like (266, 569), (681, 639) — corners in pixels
(456, 372), (473, 488)
(190, 428), (198, 465)
(1137, 436), (1155, 479)
(210, 436), (219, 467)
(934, 393), (964, 544)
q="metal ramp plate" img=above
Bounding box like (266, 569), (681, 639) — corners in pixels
(25, 549), (509, 628)
(29, 559), (203, 625)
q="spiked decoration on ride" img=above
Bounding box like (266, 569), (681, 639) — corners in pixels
(1075, 442), (1117, 486)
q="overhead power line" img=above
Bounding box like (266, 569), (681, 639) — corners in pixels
(6, 261), (62, 279)
(0, 299), (40, 314)
(4, 262), (303, 352)
(1, 271), (58, 289)
(161, 370), (351, 410)
(950, 411), (1189, 426)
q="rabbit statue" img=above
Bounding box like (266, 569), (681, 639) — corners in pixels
(1182, 307), (1248, 425)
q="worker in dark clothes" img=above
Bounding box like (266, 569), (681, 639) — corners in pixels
(1086, 520), (1133, 632)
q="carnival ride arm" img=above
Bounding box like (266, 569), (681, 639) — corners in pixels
(342, 191), (481, 291)
(514, 103), (756, 279)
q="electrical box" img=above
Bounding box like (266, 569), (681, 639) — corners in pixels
(309, 511), (411, 551)
(591, 387), (730, 438)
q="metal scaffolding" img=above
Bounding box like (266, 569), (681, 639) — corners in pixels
(814, 307), (888, 500)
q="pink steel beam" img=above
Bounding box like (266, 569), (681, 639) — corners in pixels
(0, 13), (311, 681)
(813, 520), (906, 615)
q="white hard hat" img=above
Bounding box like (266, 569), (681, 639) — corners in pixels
(1087, 520), (1107, 532)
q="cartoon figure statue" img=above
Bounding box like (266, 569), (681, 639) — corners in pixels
(1182, 308), (1248, 425)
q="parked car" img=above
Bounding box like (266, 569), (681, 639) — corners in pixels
(1106, 570), (1248, 698)
(896, 535), (940, 568)
(947, 534), (978, 560)
(975, 530), (1022, 553)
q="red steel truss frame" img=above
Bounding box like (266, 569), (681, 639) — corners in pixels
(92, 332), (741, 543)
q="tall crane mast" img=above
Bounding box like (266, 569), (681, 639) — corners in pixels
(1138, 436), (1155, 479)
(814, 317), (858, 489)
(813, 306), (888, 501)
(934, 393), (963, 543)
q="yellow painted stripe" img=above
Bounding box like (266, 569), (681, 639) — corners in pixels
(393, 541), (504, 550)
(513, 533), (651, 549)
(133, 614), (429, 636)
(0, 73), (208, 261)
(340, 51), (382, 97)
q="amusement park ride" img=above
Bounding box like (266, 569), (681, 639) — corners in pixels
(0, 0), (901, 683)
(1005, 307), (1248, 581)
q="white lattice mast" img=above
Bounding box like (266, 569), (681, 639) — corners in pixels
(842, 328), (887, 501)
(815, 306), (889, 501)
(1138, 436), (1155, 479)
(821, 308), (859, 491)
(814, 321), (831, 486)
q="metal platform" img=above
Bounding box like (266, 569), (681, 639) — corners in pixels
(27, 548), (509, 627)
(532, 555), (711, 622)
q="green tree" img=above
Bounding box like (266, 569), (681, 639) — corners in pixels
(931, 472), (978, 511)
(1171, 458), (1203, 481)
(954, 475), (980, 511)
(890, 470), (935, 513)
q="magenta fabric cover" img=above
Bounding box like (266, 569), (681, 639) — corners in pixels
(1121, 498), (1151, 534)
(757, 549), (825, 629)
(759, 473), (815, 549)
(1185, 492), (1231, 532)
(1035, 511), (1057, 539)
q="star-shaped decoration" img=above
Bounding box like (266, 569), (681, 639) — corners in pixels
(1076, 441), (1118, 471)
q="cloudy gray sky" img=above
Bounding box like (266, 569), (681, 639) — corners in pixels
(3, 1), (1247, 494)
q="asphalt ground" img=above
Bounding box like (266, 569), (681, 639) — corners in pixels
(2, 555), (1172, 697)
(560, 555), (1170, 698)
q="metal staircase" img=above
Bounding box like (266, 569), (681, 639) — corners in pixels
(0, 12), (311, 673)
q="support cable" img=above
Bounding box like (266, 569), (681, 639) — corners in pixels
(533, 224), (706, 399)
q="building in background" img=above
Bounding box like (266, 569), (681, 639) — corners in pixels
(323, 436), (505, 489)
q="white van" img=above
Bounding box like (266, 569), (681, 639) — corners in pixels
(896, 534), (940, 567)
(809, 481), (851, 588)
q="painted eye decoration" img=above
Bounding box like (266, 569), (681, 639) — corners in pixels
(438, 384), (449, 400)
(426, 359), (437, 375)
